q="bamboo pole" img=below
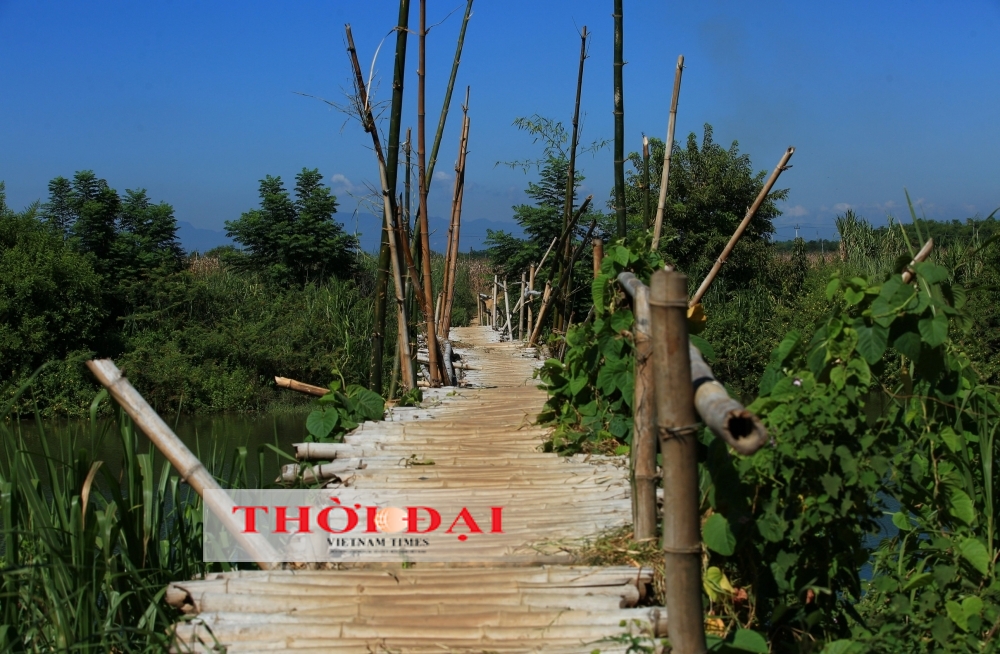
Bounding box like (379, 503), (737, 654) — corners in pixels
(275, 376), (329, 397)
(438, 96), (467, 336)
(345, 25), (414, 393)
(901, 238), (934, 284)
(690, 147), (795, 306)
(503, 279), (512, 339)
(492, 275), (499, 330)
(426, 0), (474, 184)
(652, 55), (684, 251)
(527, 281), (552, 346)
(442, 109), (471, 338)
(642, 136), (651, 230)
(593, 238), (603, 278)
(613, 0), (625, 238)
(87, 359), (279, 569)
(650, 270), (706, 654)
(518, 272), (526, 340)
(526, 264), (535, 339)
(560, 217), (599, 321)
(561, 26), (588, 282)
(417, 0), (442, 386)
(536, 237), (558, 276)
(617, 274), (656, 541)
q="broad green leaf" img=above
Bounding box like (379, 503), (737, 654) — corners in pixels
(691, 334), (716, 361)
(918, 312), (948, 347)
(962, 595), (984, 620)
(821, 640), (864, 654)
(958, 537), (990, 575)
(948, 488), (975, 525)
(829, 365), (846, 390)
(348, 387), (385, 422)
(306, 409), (339, 439)
(729, 629), (769, 653)
(703, 513), (736, 556)
(891, 511), (912, 531)
(703, 565), (734, 601)
(913, 261), (949, 284)
(939, 426), (963, 454)
(855, 322), (888, 364)
(772, 330), (801, 366)
(844, 287), (864, 306)
(901, 571), (933, 591)
(825, 278), (841, 300)
(610, 309), (633, 333)
(893, 331), (922, 361)
(591, 277), (608, 312)
(946, 600), (968, 632)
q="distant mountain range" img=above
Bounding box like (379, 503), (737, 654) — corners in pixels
(177, 215), (521, 257)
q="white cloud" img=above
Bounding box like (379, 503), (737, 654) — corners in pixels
(833, 202), (852, 213)
(433, 171), (452, 182)
(783, 204), (808, 217)
(330, 173), (358, 194)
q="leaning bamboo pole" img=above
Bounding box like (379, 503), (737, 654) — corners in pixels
(561, 26), (588, 279)
(503, 280), (512, 339)
(426, 0), (474, 182)
(417, 0), (441, 385)
(87, 359), (279, 569)
(612, 0), (626, 237)
(690, 146), (795, 306)
(518, 272), (526, 340)
(442, 109), (470, 338)
(528, 281), (552, 346)
(438, 100), (467, 336)
(651, 55), (684, 251)
(526, 264), (536, 338)
(275, 376), (329, 397)
(649, 270), (706, 654)
(368, 0), (412, 393)
(345, 25), (414, 392)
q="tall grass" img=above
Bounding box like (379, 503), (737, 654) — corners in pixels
(0, 377), (257, 651)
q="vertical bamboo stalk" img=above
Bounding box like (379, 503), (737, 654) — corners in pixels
(652, 55), (684, 251)
(650, 270), (706, 654)
(528, 281), (552, 346)
(631, 283), (656, 541)
(503, 280), (512, 339)
(518, 272), (526, 340)
(492, 275), (499, 330)
(442, 106), (470, 338)
(593, 238), (603, 278)
(642, 136), (651, 230)
(613, 0), (626, 238)
(690, 147), (795, 306)
(527, 264), (535, 338)
(417, 0), (441, 385)
(561, 26), (588, 277)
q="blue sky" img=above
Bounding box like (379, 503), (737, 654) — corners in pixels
(1, 0), (998, 251)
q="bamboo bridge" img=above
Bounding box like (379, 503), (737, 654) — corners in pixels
(163, 325), (668, 653)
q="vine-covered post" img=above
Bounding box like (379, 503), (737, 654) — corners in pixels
(650, 269), (706, 654)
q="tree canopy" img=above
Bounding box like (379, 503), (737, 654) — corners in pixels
(225, 168), (358, 286)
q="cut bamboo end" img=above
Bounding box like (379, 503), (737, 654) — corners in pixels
(275, 377), (329, 397)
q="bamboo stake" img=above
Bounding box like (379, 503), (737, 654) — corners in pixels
(690, 146), (795, 306)
(901, 238), (934, 284)
(503, 279), (512, 339)
(617, 274), (656, 541)
(518, 272), (526, 340)
(652, 55), (684, 251)
(87, 359), (279, 569)
(417, 0), (442, 386)
(593, 238), (603, 278)
(537, 237), (558, 274)
(560, 217), (599, 321)
(442, 109), (471, 338)
(492, 275), (499, 330)
(649, 270), (706, 654)
(438, 95), (468, 336)
(426, 0), (475, 184)
(562, 26), (588, 279)
(345, 25), (414, 392)
(613, 0), (626, 237)
(527, 264), (535, 339)
(527, 281), (552, 346)
(642, 136), (651, 230)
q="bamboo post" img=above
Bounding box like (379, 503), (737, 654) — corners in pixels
(528, 281), (552, 346)
(527, 264), (536, 340)
(518, 272), (526, 340)
(560, 217), (599, 321)
(593, 238), (604, 278)
(642, 136), (651, 230)
(617, 273), (656, 541)
(503, 280), (512, 339)
(652, 55), (684, 251)
(416, 0), (442, 385)
(87, 360), (279, 569)
(345, 25), (414, 392)
(650, 270), (706, 654)
(442, 109), (470, 338)
(561, 26), (588, 282)
(612, 0), (626, 237)
(492, 275), (499, 330)
(690, 147), (795, 306)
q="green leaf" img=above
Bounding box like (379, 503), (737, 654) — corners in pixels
(306, 409), (339, 439)
(918, 313), (948, 347)
(821, 639), (864, 654)
(729, 629), (769, 653)
(772, 330), (801, 366)
(844, 287), (865, 306)
(825, 278), (841, 300)
(901, 571), (933, 591)
(347, 387), (385, 422)
(855, 322), (888, 364)
(958, 537), (990, 575)
(591, 277), (608, 312)
(703, 513), (736, 556)
(947, 600), (968, 632)
(913, 261), (949, 284)
(691, 334), (716, 361)
(893, 331), (922, 361)
(948, 488), (976, 525)
(891, 511), (912, 531)
(610, 309), (633, 333)
(939, 426), (963, 454)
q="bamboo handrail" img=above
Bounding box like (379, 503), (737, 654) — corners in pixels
(87, 359), (280, 569)
(690, 146), (795, 306)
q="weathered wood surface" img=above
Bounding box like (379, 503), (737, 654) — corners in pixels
(168, 326), (665, 652)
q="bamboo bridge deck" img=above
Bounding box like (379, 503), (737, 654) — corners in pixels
(166, 326), (666, 653)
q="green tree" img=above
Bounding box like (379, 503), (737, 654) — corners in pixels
(225, 168), (357, 286)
